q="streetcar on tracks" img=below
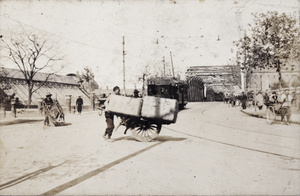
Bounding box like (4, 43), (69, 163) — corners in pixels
(147, 77), (188, 109)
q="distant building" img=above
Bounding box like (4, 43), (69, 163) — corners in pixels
(0, 68), (97, 106)
(185, 65), (241, 101)
(246, 68), (300, 92)
(186, 64), (300, 100)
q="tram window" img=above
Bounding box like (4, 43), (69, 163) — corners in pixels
(182, 86), (187, 94)
(158, 86), (168, 94)
(174, 86), (178, 92)
(148, 85), (158, 95)
(178, 85), (183, 93)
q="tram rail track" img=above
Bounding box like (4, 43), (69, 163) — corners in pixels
(165, 102), (300, 161)
(201, 108), (300, 140)
(163, 126), (300, 161)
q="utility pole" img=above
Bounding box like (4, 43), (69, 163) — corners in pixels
(163, 56), (166, 76)
(170, 51), (175, 78)
(122, 36), (126, 91)
(235, 10), (245, 93)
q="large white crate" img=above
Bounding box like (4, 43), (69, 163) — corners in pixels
(106, 95), (142, 117)
(141, 96), (179, 123)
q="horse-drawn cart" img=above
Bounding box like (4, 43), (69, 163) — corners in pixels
(102, 95), (179, 142)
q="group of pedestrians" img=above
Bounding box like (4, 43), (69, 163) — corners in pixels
(225, 89), (297, 125)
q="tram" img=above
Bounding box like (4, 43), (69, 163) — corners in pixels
(147, 77), (188, 109)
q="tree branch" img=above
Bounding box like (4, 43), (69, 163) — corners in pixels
(32, 73), (53, 94)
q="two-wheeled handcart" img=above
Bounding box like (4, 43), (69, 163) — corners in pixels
(99, 95), (179, 142)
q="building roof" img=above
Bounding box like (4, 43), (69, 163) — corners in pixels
(148, 76), (187, 85)
(186, 65), (239, 76)
(3, 68), (79, 85)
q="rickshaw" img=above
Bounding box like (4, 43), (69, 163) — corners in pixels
(41, 99), (66, 126)
(266, 101), (283, 125)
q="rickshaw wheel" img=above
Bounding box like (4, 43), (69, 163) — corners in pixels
(130, 123), (162, 142)
(267, 106), (276, 125)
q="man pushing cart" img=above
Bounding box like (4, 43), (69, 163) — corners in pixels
(41, 92), (65, 126)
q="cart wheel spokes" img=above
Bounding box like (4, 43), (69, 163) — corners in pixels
(130, 123), (162, 142)
(267, 106), (276, 125)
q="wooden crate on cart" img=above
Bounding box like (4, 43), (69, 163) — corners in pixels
(106, 95), (143, 117)
(141, 96), (179, 123)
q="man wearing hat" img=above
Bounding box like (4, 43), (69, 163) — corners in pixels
(43, 92), (54, 126)
(281, 89), (292, 125)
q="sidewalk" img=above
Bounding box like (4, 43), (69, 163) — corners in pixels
(241, 106), (300, 125)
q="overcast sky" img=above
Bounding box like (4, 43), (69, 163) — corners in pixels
(0, 0), (299, 89)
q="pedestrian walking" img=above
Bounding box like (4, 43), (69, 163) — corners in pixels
(42, 92), (53, 126)
(102, 86), (121, 142)
(291, 91), (297, 108)
(231, 95), (236, 107)
(11, 97), (20, 118)
(281, 89), (292, 125)
(240, 92), (247, 110)
(76, 96), (83, 115)
(256, 91), (264, 110)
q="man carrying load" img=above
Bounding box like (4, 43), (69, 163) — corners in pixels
(102, 86), (121, 141)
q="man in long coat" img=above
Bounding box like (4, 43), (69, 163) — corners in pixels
(76, 96), (83, 115)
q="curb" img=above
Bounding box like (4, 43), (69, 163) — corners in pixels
(240, 110), (300, 125)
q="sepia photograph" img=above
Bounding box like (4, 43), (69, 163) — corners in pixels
(0, 0), (299, 195)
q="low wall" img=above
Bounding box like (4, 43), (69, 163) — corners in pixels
(0, 105), (95, 120)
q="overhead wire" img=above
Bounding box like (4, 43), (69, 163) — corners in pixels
(0, 0), (257, 68)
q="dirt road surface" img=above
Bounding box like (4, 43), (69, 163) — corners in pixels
(0, 102), (299, 195)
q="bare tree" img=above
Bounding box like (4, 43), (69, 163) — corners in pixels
(137, 61), (165, 95)
(81, 66), (95, 93)
(138, 64), (151, 96)
(2, 34), (63, 105)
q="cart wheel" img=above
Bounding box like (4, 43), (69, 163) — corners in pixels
(267, 106), (276, 125)
(130, 123), (162, 142)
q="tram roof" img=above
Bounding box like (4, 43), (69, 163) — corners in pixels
(147, 77), (187, 85)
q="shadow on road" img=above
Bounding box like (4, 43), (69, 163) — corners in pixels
(0, 119), (43, 126)
(178, 107), (190, 112)
(113, 135), (187, 142)
(0, 161), (68, 191)
(54, 122), (72, 127)
(155, 135), (187, 142)
(113, 136), (136, 141)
